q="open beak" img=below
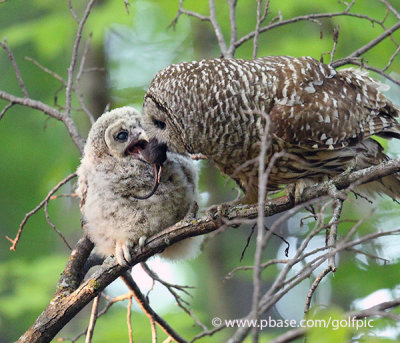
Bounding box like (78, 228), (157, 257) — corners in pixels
(125, 139), (148, 158)
(125, 138), (166, 200)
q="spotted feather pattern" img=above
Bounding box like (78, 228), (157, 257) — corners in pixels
(143, 56), (400, 201)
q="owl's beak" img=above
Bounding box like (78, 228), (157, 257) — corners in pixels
(125, 138), (167, 200)
(125, 139), (148, 158)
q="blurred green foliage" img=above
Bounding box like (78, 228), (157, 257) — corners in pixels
(0, 0), (399, 342)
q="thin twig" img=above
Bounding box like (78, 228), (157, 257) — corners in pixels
(304, 266), (333, 313)
(50, 192), (79, 200)
(127, 295), (134, 343)
(75, 32), (95, 124)
(65, 0), (96, 116)
(85, 295), (100, 343)
(0, 39), (29, 98)
(5, 173), (76, 251)
(334, 59), (400, 86)
(253, 0), (262, 59)
(227, 0), (238, 57)
(0, 102), (14, 120)
(0, 90), (85, 151)
(123, 0), (130, 14)
(329, 26), (340, 65)
(379, 0), (400, 20)
(383, 45), (400, 71)
(68, 0), (80, 23)
(235, 9), (384, 49)
(333, 20), (400, 67)
(44, 197), (72, 250)
(209, 0), (228, 56)
(25, 56), (67, 86)
(141, 262), (194, 303)
(327, 199), (343, 270)
(121, 272), (186, 343)
(59, 293), (133, 342)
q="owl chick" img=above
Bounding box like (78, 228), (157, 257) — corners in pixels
(76, 106), (202, 266)
(142, 56), (400, 205)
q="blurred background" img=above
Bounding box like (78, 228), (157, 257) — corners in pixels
(0, 0), (400, 342)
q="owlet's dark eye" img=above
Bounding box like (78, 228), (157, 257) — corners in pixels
(115, 130), (128, 142)
(153, 118), (166, 130)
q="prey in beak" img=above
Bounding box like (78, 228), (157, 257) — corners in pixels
(125, 138), (167, 199)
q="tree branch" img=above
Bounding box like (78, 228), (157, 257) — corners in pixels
(5, 173), (77, 251)
(17, 157), (400, 342)
(121, 272), (187, 343)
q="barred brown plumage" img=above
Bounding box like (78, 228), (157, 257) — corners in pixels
(142, 56), (400, 204)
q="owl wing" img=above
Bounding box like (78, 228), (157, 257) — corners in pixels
(264, 58), (400, 151)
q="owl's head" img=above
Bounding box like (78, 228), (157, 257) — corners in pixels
(142, 95), (192, 154)
(85, 107), (149, 160)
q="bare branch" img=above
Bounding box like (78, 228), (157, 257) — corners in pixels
(127, 295), (134, 343)
(170, 0), (210, 29)
(227, 0), (238, 57)
(379, 0), (400, 20)
(121, 272), (187, 343)
(5, 173), (76, 251)
(25, 56), (67, 86)
(383, 45), (400, 71)
(250, 114), (271, 340)
(253, 0), (263, 59)
(272, 297), (400, 343)
(85, 296), (100, 343)
(75, 33), (96, 124)
(209, 0), (228, 56)
(0, 90), (85, 151)
(329, 26), (340, 65)
(327, 199), (343, 270)
(334, 59), (400, 86)
(141, 262), (193, 306)
(333, 20), (400, 67)
(68, 0), (80, 23)
(304, 266), (333, 313)
(345, 247), (389, 264)
(0, 102), (14, 120)
(0, 38), (29, 98)
(44, 195), (72, 251)
(235, 10), (389, 50)
(65, 0), (96, 116)
(123, 0), (130, 14)
(16, 156), (400, 341)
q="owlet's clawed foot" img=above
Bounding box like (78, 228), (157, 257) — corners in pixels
(206, 193), (256, 220)
(115, 240), (134, 267)
(114, 235), (148, 267)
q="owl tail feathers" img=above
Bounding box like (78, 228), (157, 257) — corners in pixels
(356, 172), (400, 201)
(353, 139), (400, 200)
(159, 236), (204, 261)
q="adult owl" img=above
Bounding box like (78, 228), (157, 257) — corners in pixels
(76, 107), (202, 266)
(142, 56), (400, 205)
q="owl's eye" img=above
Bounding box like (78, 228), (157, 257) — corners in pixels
(115, 130), (128, 142)
(152, 118), (166, 130)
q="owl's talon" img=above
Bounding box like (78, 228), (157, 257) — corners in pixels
(287, 179), (315, 205)
(115, 241), (132, 267)
(184, 201), (199, 220)
(206, 202), (231, 220)
(138, 236), (147, 252)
